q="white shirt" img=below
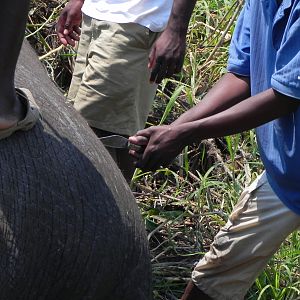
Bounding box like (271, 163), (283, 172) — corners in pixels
(82, 0), (173, 32)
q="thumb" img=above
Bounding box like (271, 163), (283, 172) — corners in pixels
(63, 28), (69, 35)
(148, 46), (156, 69)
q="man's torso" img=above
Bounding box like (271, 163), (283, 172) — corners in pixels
(227, 0), (300, 213)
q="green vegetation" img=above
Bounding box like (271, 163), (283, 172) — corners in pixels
(26, 1), (300, 299)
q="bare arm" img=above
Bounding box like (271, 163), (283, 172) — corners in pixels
(177, 88), (299, 143)
(129, 74), (299, 171)
(172, 73), (251, 124)
(149, 0), (197, 83)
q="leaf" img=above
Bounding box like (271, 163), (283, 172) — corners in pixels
(159, 85), (185, 125)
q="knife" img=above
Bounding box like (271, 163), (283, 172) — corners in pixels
(99, 135), (142, 151)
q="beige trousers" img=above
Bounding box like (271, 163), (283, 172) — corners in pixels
(68, 14), (159, 136)
(192, 172), (300, 300)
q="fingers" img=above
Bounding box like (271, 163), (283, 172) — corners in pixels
(64, 28), (80, 46)
(129, 135), (149, 146)
(128, 135), (147, 155)
(174, 55), (185, 74)
(68, 31), (80, 41)
(62, 24), (81, 46)
(128, 135), (147, 156)
(149, 57), (183, 84)
(130, 138), (160, 171)
(135, 151), (166, 172)
(165, 63), (176, 79)
(65, 37), (76, 47)
(148, 47), (156, 69)
(56, 12), (81, 47)
(131, 149), (162, 172)
(149, 54), (161, 83)
(150, 59), (168, 84)
(57, 34), (68, 46)
(56, 14), (68, 45)
(128, 149), (143, 161)
(149, 46), (170, 84)
(129, 131), (154, 169)
(73, 25), (81, 36)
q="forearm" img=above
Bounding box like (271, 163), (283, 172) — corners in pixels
(166, 0), (197, 35)
(172, 73), (251, 125)
(177, 88), (299, 143)
(149, 0), (197, 83)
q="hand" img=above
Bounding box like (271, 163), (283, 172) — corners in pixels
(149, 28), (186, 84)
(129, 125), (185, 171)
(56, 0), (83, 47)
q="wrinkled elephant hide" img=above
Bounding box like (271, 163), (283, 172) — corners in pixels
(0, 40), (151, 300)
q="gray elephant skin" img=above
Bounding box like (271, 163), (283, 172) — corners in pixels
(0, 40), (152, 300)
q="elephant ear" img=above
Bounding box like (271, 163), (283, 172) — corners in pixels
(0, 39), (152, 300)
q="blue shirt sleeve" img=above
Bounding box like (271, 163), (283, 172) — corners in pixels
(271, 3), (300, 100)
(227, 0), (251, 77)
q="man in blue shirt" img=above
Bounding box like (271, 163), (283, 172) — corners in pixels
(129, 0), (300, 298)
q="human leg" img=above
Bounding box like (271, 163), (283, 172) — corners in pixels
(184, 172), (300, 300)
(70, 19), (159, 182)
(71, 20), (158, 136)
(181, 280), (212, 300)
(0, 0), (33, 131)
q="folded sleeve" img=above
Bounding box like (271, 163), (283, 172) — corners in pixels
(272, 4), (300, 100)
(227, 0), (251, 77)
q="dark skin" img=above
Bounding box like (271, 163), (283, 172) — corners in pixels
(181, 280), (212, 300)
(56, 0), (82, 47)
(129, 72), (299, 299)
(0, 0), (30, 130)
(129, 72), (299, 171)
(131, 4), (291, 299)
(149, 0), (197, 83)
(56, 0), (197, 84)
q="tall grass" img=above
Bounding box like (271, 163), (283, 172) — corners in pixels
(26, 1), (300, 299)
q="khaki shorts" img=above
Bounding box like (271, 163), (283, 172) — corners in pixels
(68, 14), (159, 136)
(192, 172), (300, 300)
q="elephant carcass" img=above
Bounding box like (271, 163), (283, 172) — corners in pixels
(0, 39), (151, 300)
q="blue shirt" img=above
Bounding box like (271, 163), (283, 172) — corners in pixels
(227, 0), (300, 214)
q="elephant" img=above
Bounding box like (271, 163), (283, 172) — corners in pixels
(0, 39), (152, 300)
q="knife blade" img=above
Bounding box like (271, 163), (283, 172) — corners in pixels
(99, 135), (142, 151)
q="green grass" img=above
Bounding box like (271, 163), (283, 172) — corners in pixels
(247, 231), (300, 299)
(27, 1), (300, 299)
